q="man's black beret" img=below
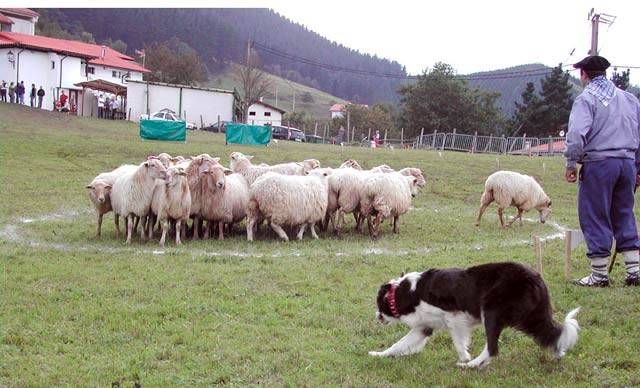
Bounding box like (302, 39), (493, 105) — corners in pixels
(573, 55), (611, 71)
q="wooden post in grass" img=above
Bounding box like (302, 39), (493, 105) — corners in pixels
(401, 128), (404, 146)
(314, 122), (318, 136)
(323, 124), (328, 143)
(472, 131), (478, 153)
(564, 231), (572, 279)
(200, 115), (204, 129)
(432, 130), (437, 148)
(384, 129), (388, 146)
(419, 128), (424, 147)
(217, 115), (221, 133)
(127, 107), (131, 121)
(534, 236), (543, 276)
(368, 128), (372, 141)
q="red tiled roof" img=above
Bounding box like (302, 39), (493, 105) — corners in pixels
(0, 12), (15, 24)
(0, 8), (40, 18)
(0, 31), (149, 73)
(330, 103), (345, 112)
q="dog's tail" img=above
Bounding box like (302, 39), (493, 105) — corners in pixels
(555, 307), (580, 358)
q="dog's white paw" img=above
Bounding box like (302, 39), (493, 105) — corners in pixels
(456, 361), (469, 368)
(368, 351), (386, 357)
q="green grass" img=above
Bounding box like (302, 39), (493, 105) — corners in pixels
(207, 63), (349, 121)
(1, 103), (639, 386)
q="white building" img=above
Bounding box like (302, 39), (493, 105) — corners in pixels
(248, 100), (285, 126)
(330, 103), (345, 119)
(0, 8), (39, 35)
(0, 9), (148, 113)
(127, 80), (242, 127)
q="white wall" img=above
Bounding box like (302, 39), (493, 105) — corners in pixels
(248, 103), (282, 126)
(87, 65), (143, 84)
(0, 49), (60, 109)
(331, 111), (344, 119)
(7, 16), (35, 35)
(127, 81), (235, 127)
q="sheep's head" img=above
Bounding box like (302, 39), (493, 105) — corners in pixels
(156, 152), (172, 168)
(143, 158), (167, 180)
(165, 166), (187, 187)
(400, 167), (426, 188)
(170, 156), (185, 166)
(86, 180), (111, 204)
(229, 152), (252, 172)
(537, 198), (552, 224)
(302, 159), (321, 174)
(405, 176), (420, 198)
(371, 164), (394, 173)
(340, 159), (363, 170)
(202, 165), (233, 191)
(307, 168), (332, 180)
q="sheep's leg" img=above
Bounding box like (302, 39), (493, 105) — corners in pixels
(367, 215), (374, 237)
(147, 214), (155, 240)
(175, 219), (183, 245)
(96, 214), (103, 237)
(335, 210), (345, 235)
(270, 222), (289, 241)
(508, 208), (524, 227)
(372, 213), (384, 239)
(140, 215), (148, 242)
(204, 221), (211, 239)
(498, 208), (506, 228)
(193, 216), (201, 239)
(218, 221), (225, 240)
(393, 215), (400, 234)
(247, 217), (256, 241)
(297, 224), (307, 240)
(114, 213), (120, 239)
(309, 223), (319, 239)
(354, 211), (363, 232)
(126, 216), (133, 244)
(475, 190), (493, 226)
(133, 215), (140, 234)
(181, 221), (187, 241)
(159, 220), (167, 247)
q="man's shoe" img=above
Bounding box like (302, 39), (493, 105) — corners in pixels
(625, 273), (640, 286)
(573, 274), (610, 287)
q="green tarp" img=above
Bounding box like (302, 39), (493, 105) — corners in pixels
(225, 123), (271, 145)
(140, 119), (186, 142)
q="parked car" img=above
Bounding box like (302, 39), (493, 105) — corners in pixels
(202, 120), (231, 133)
(271, 125), (306, 142)
(140, 108), (197, 130)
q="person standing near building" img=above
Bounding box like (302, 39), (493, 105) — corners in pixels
(564, 55), (640, 287)
(37, 86), (45, 108)
(29, 84), (36, 107)
(59, 90), (68, 112)
(0, 81), (7, 103)
(8, 82), (15, 103)
(17, 81), (25, 104)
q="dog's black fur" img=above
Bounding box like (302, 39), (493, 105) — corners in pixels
(376, 262), (567, 357)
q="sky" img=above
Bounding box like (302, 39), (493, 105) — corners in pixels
(18, 0), (640, 84)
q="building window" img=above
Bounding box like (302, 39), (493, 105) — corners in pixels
(87, 67), (95, 75)
(264, 112), (271, 117)
(112, 70), (120, 78)
(51, 61), (55, 69)
(249, 111), (256, 116)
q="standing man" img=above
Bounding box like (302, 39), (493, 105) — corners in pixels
(37, 86), (45, 108)
(29, 83), (36, 107)
(564, 55), (640, 287)
(17, 81), (25, 104)
(0, 81), (7, 103)
(8, 82), (15, 103)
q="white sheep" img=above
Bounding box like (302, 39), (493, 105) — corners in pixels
(183, 155), (220, 239)
(246, 169), (330, 241)
(359, 172), (421, 238)
(155, 166), (191, 246)
(110, 158), (168, 244)
(200, 165), (250, 240)
(324, 168), (371, 234)
(86, 164), (137, 237)
(229, 152), (320, 186)
(339, 159), (363, 170)
(475, 170), (552, 227)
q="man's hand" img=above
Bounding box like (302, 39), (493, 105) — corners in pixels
(565, 167), (577, 183)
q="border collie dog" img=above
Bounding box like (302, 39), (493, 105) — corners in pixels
(369, 262), (580, 368)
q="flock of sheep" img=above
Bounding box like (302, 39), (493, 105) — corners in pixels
(86, 152), (429, 245)
(86, 150), (553, 246)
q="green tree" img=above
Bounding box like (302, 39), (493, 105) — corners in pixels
(397, 62), (502, 136)
(144, 39), (208, 86)
(102, 38), (128, 54)
(611, 68), (631, 90)
(536, 64), (574, 136)
(509, 82), (543, 136)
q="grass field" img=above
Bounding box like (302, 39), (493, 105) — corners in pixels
(1, 103), (639, 387)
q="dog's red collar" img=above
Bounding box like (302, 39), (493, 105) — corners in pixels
(387, 284), (400, 318)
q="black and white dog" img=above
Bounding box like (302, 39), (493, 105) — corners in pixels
(369, 262), (580, 368)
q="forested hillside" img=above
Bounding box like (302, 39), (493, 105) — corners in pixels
(37, 8), (406, 105)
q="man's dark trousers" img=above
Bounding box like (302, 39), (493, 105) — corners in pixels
(579, 158), (640, 258)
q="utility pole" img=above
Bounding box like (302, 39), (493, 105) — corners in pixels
(246, 39), (251, 66)
(587, 9), (616, 55)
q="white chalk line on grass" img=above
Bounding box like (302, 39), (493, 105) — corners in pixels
(0, 209), (570, 258)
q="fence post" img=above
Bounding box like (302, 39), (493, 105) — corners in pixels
(314, 122), (318, 136)
(352, 126), (356, 144)
(200, 115), (204, 130)
(217, 115), (221, 133)
(384, 129), (388, 145)
(323, 124), (328, 143)
(472, 131), (478, 153)
(548, 136), (552, 155)
(368, 128), (372, 141)
(441, 132), (446, 151)
(502, 135), (507, 154)
(419, 128), (424, 147)
(401, 128), (404, 147)
(432, 130), (437, 148)
(485, 133), (492, 152)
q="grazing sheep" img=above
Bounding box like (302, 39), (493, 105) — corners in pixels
(323, 168), (371, 234)
(475, 170), (552, 227)
(339, 159), (363, 170)
(156, 166), (191, 246)
(229, 152), (321, 185)
(399, 167), (427, 187)
(110, 158), (168, 244)
(359, 172), (421, 238)
(246, 169), (330, 241)
(200, 165), (250, 240)
(86, 164), (137, 237)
